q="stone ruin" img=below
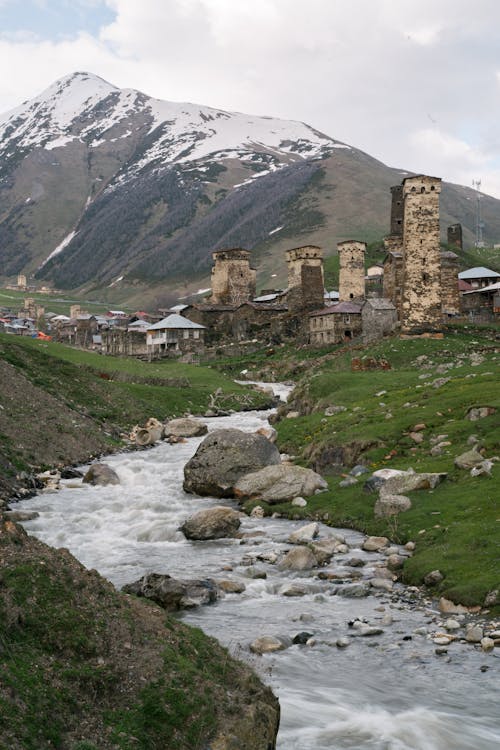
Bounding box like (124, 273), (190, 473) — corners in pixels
(209, 248), (256, 305)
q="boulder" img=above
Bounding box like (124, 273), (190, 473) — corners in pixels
(82, 463), (120, 486)
(379, 470), (446, 497)
(374, 494), (412, 518)
(122, 573), (218, 611)
(250, 636), (287, 654)
(279, 546), (318, 571)
(180, 506), (241, 540)
(362, 536), (389, 552)
(217, 580), (246, 594)
(424, 570), (444, 586)
(466, 406), (496, 421)
(183, 429), (281, 497)
(163, 418), (208, 438)
(288, 522), (320, 544)
(465, 624), (483, 643)
(438, 597), (469, 615)
(234, 464), (327, 504)
(454, 449), (485, 470)
(291, 496), (307, 507)
(255, 426), (278, 443)
(309, 538), (347, 565)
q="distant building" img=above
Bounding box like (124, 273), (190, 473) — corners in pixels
(309, 301), (363, 346)
(146, 314), (206, 358)
(458, 267), (500, 289)
(210, 248), (256, 305)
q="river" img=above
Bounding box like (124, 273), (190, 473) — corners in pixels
(16, 388), (500, 749)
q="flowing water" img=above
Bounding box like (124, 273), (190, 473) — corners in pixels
(16, 387), (500, 749)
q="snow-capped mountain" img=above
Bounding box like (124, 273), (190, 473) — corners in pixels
(1, 72), (499, 298)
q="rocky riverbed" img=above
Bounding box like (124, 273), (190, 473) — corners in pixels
(13, 396), (500, 750)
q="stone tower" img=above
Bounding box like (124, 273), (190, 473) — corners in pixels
(338, 241), (366, 302)
(210, 248), (256, 305)
(447, 223), (463, 251)
(285, 245), (324, 312)
(440, 250), (460, 315)
(400, 175), (442, 334)
(390, 184), (404, 236)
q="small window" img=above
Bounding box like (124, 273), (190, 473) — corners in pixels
(183, 330), (189, 339)
(422, 272), (429, 282)
(193, 330), (200, 339)
(421, 186), (425, 193)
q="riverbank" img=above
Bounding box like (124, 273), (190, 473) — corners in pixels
(230, 329), (499, 614)
(0, 334), (272, 503)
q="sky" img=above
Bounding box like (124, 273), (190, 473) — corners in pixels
(1, 0), (500, 197)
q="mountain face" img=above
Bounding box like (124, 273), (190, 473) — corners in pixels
(1, 71), (499, 299)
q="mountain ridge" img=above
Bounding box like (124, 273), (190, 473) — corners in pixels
(1, 71), (499, 303)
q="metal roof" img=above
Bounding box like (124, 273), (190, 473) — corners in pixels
(310, 301), (362, 317)
(463, 281), (500, 294)
(458, 267), (500, 280)
(148, 314), (206, 330)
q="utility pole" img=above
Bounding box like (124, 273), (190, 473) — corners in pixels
(472, 179), (485, 248)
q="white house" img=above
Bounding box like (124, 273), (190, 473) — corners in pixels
(146, 314), (206, 357)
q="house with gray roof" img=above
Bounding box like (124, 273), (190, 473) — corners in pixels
(146, 314), (206, 358)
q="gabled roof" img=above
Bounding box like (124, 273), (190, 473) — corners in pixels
(364, 298), (396, 310)
(458, 267), (500, 280)
(458, 279), (473, 292)
(148, 314), (206, 330)
(463, 281), (500, 294)
(310, 301), (362, 317)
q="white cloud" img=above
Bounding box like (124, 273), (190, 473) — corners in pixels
(1, 0), (500, 196)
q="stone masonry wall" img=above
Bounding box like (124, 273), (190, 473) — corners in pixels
(210, 249), (256, 305)
(440, 251), (460, 315)
(286, 246), (324, 313)
(401, 175), (442, 333)
(338, 241), (366, 302)
(390, 184), (404, 236)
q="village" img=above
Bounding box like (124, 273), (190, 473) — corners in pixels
(1, 174), (499, 359)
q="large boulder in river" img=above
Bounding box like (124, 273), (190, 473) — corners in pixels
(163, 417), (208, 438)
(180, 506), (241, 540)
(183, 428), (281, 497)
(122, 572), (218, 611)
(82, 463), (120, 486)
(234, 464), (327, 504)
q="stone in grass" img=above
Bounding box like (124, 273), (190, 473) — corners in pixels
(454, 449), (485, 470)
(374, 494), (411, 519)
(424, 570), (444, 586)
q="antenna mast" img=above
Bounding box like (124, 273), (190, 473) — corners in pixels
(472, 179), (485, 248)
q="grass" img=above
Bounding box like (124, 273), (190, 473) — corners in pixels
(0, 286), (124, 318)
(237, 327), (500, 610)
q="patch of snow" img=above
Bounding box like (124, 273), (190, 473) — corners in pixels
(108, 275), (124, 288)
(44, 135), (78, 150)
(269, 225), (284, 235)
(41, 230), (77, 267)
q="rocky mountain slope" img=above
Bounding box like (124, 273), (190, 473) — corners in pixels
(1, 72), (500, 302)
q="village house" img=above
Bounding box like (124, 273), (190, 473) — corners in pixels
(460, 281), (500, 319)
(458, 267), (500, 289)
(146, 314), (206, 359)
(309, 301), (363, 346)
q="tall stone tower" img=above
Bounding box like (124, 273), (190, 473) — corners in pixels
(210, 248), (256, 305)
(447, 223), (463, 251)
(400, 175), (442, 334)
(338, 241), (366, 302)
(390, 184), (404, 237)
(440, 251), (460, 315)
(285, 245), (324, 312)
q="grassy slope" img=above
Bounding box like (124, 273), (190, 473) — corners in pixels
(0, 334), (270, 498)
(217, 329), (500, 611)
(0, 520), (279, 750)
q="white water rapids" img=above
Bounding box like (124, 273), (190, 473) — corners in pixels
(16, 386), (500, 749)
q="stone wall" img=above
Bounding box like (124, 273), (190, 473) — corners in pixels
(338, 241), (366, 302)
(447, 223), (463, 251)
(210, 248), (256, 305)
(440, 251), (460, 315)
(390, 184), (404, 236)
(101, 329), (148, 356)
(400, 175), (443, 334)
(361, 299), (398, 343)
(309, 308), (363, 346)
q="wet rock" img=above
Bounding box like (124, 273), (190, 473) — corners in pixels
(250, 636), (287, 654)
(374, 494), (412, 518)
(481, 637), (495, 652)
(465, 624), (483, 643)
(356, 626), (384, 637)
(292, 632), (314, 645)
(255, 426), (278, 443)
(279, 546), (318, 571)
(82, 463), (120, 486)
(424, 570), (444, 586)
(60, 467), (83, 479)
(180, 506), (241, 540)
(122, 572), (218, 611)
(438, 597), (470, 615)
(245, 567), (267, 579)
(336, 637), (351, 648)
(282, 584), (308, 597)
(163, 417), (208, 438)
(218, 580), (246, 594)
(435, 646), (449, 656)
(288, 522), (320, 544)
(337, 583), (370, 598)
(234, 464), (327, 504)
(362, 536), (389, 552)
(348, 557), (366, 568)
(250, 505), (265, 518)
(433, 635), (454, 646)
(183, 428), (281, 497)
(4, 510), (40, 522)
(370, 578), (393, 592)
(444, 619), (461, 631)
(454, 449), (485, 470)
(309, 538), (346, 565)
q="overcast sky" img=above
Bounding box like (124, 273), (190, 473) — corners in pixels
(1, 0), (500, 197)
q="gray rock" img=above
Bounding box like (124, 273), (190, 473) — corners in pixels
(454, 449), (485, 470)
(282, 584), (308, 597)
(288, 522), (320, 544)
(180, 506), (241, 540)
(4, 510), (40, 522)
(336, 637), (351, 648)
(466, 406), (496, 421)
(370, 578), (393, 592)
(250, 636), (287, 654)
(324, 405), (347, 416)
(183, 428), (280, 497)
(279, 546), (318, 571)
(217, 580), (246, 594)
(163, 417), (208, 438)
(234, 464), (327, 504)
(380, 470), (446, 497)
(387, 554), (406, 571)
(481, 637), (495, 652)
(291, 496), (307, 507)
(339, 476), (358, 488)
(293, 631), (314, 645)
(374, 494), (412, 518)
(424, 570), (444, 586)
(362, 536), (389, 552)
(122, 572), (217, 611)
(82, 463), (120, 486)
(465, 624), (483, 643)
(337, 583), (370, 598)
(350, 464), (369, 477)
(309, 538), (346, 565)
